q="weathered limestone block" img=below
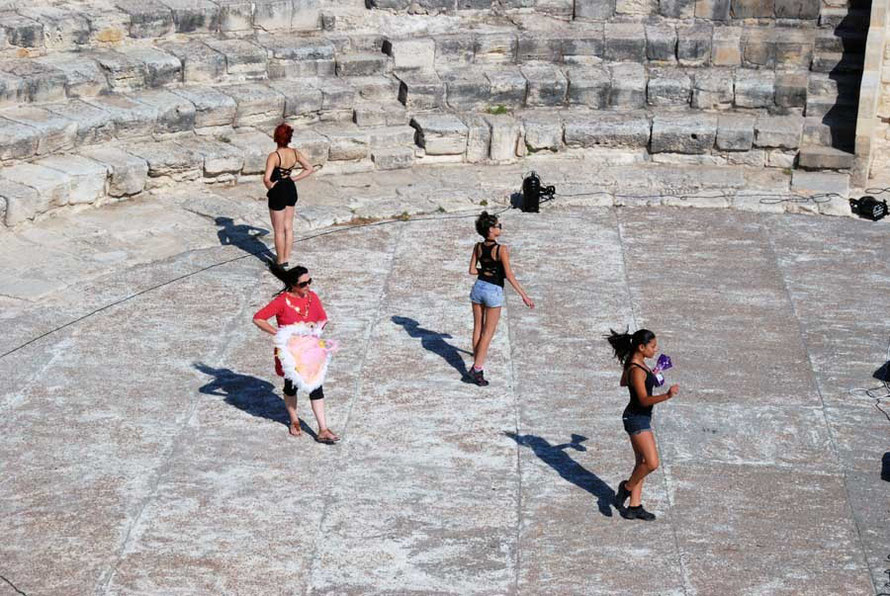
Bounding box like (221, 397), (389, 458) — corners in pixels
(0, 12), (43, 48)
(691, 69), (733, 109)
(731, 0), (774, 18)
(775, 29), (813, 67)
(170, 86), (238, 129)
(0, 179), (42, 226)
(307, 77), (356, 118)
(174, 136), (244, 176)
(0, 118), (39, 161)
(435, 34), (476, 66)
(35, 54), (109, 98)
(396, 71), (445, 109)
(353, 101), (407, 127)
(754, 114), (803, 149)
(336, 53), (388, 77)
(616, 0), (657, 15)
(609, 63), (647, 109)
(224, 129), (272, 173)
(1, 163), (70, 209)
(258, 34), (334, 78)
(79, 146), (148, 197)
(677, 23), (712, 66)
(561, 25), (604, 61)
(368, 0), (410, 7)
(775, 71), (807, 108)
(133, 90), (197, 134)
(120, 47), (183, 87)
(521, 112), (563, 152)
(695, 0), (730, 19)
(646, 24), (677, 62)
(316, 124), (370, 161)
(93, 51), (148, 92)
(604, 23), (646, 62)
(384, 37), (436, 71)
(83, 95), (159, 137)
(564, 112), (650, 147)
(0, 107), (77, 156)
(268, 80), (323, 120)
(204, 39), (268, 79)
(734, 70), (775, 108)
(367, 126), (415, 150)
(0, 61), (67, 103)
(484, 68), (527, 107)
(775, 0), (819, 18)
(220, 83), (286, 127)
(741, 29), (777, 68)
(160, 41), (227, 83)
(114, 0), (174, 38)
(124, 140), (203, 184)
(18, 6), (90, 49)
(651, 112), (717, 153)
(767, 148), (796, 168)
(725, 148), (764, 166)
(716, 113), (755, 151)
(411, 113), (469, 155)
(711, 26), (741, 66)
(647, 68), (692, 106)
(522, 65), (567, 107)
(371, 147), (414, 170)
(462, 114), (491, 162)
(254, 0), (320, 31)
(36, 155), (107, 205)
(217, 0), (255, 32)
(44, 100), (116, 145)
(517, 33), (564, 63)
(566, 66), (610, 108)
(660, 0), (694, 17)
(458, 0), (492, 8)
(536, 0), (574, 17)
(475, 32), (517, 64)
(158, 0), (221, 33)
(483, 114), (521, 161)
(289, 129), (330, 165)
(575, 0), (616, 19)
(348, 75), (398, 101)
(0, 72), (26, 108)
(442, 68), (492, 110)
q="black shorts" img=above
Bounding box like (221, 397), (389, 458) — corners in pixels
(267, 179), (298, 211)
(283, 379), (324, 400)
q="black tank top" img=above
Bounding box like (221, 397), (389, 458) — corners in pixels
(625, 362), (657, 417)
(271, 149), (295, 182)
(476, 242), (505, 287)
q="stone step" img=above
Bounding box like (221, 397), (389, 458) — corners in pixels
(805, 96), (858, 118)
(802, 115), (856, 150)
(798, 145), (856, 170)
(353, 100), (409, 127)
(335, 52), (390, 77)
(810, 51), (865, 74)
(0, 1), (321, 57)
(818, 7), (870, 29)
(814, 28), (868, 54)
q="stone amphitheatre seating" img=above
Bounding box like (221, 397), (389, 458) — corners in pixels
(0, 0), (868, 226)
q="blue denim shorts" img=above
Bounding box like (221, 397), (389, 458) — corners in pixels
(470, 279), (504, 308)
(622, 413), (653, 436)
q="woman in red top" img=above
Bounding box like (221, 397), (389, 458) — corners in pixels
(253, 266), (339, 444)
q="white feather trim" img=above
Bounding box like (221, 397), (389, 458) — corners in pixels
(274, 322), (333, 393)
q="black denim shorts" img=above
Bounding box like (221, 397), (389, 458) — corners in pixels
(283, 380), (324, 400)
(622, 413), (653, 436)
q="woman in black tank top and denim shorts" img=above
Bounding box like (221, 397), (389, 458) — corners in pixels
(467, 211), (534, 386)
(606, 328), (679, 521)
(264, 123), (316, 269)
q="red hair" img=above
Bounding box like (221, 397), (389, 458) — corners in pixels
(273, 123), (293, 146)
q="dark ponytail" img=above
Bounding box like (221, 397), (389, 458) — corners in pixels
(271, 265), (309, 295)
(605, 327), (655, 367)
(475, 211), (499, 238)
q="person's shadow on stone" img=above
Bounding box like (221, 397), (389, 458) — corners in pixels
(505, 432), (615, 517)
(391, 316), (472, 379)
(194, 362), (315, 437)
(214, 216), (273, 264)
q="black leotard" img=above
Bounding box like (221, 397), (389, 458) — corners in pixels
(267, 149), (298, 211)
(624, 362), (657, 417)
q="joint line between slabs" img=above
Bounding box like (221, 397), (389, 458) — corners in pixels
(761, 220), (877, 588)
(504, 271), (523, 594)
(302, 223), (405, 596)
(614, 208), (691, 596)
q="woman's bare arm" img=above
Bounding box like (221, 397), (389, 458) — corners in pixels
(500, 246), (535, 308)
(263, 152), (277, 190)
(291, 150), (316, 182)
(630, 367), (677, 407)
(253, 318), (277, 335)
(469, 243), (479, 275)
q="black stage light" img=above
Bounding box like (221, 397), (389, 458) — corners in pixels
(849, 196), (887, 221)
(521, 171), (555, 213)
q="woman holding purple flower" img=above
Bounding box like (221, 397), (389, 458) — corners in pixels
(606, 328), (679, 521)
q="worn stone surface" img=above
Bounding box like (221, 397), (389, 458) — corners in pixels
(224, 129), (273, 174)
(483, 113), (521, 161)
(565, 111), (650, 147)
(677, 23), (712, 66)
(160, 41), (227, 83)
(0, 118), (39, 161)
(604, 23), (646, 62)
(755, 114), (803, 149)
(204, 39), (268, 79)
(0, 60), (67, 103)
(691, 68), (734, 109)
(575, 0), (616, 19)
(35, 54), (109, 98)
(0, 178), (43, 226)
(220, 84), (285, 128)
(396, 70), (445, 109)
(44, 100), (116, 146)
(0, 162), (70, 209)
(651, 112), (718, 153)
(35, 155), (108, 205)
(484, 68), (527, 107)
(711, 26), (742, 66)
(521, 112), (562, 152)
(645, 24), (677, 62)
(0, 106), (77, 156)
(174, 136), (245, 177)
(442, 68), (491, 111)
(522, 65), (567, 107)
(119, 47), (183, 87)
(317, 124), (371, 161)
(566, 67), (610, 108)
(716, 113), (756, 151)
(734, 69), (775, 108)
(386, 37), (436, 71)
(171, 86), (238, 130)
(83, 95), (159, 138)
(609, 63), (646, 109)
(260, 35), (335, 78)
(411, 113), (468, 155)
(133, 90), (197, 135)
(647, 68), (692, 106)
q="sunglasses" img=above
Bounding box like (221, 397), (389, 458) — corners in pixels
(493, 223), (502, 229)
(297, 278), (312, 288)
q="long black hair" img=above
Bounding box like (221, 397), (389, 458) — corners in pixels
(605, 327), (656, 368)
(271, 265), (308, 295)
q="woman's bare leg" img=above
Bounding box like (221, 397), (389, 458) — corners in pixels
(269, 209), (288, 265)
(284, 393), (300, 436)
(282, 205), (295, 264)
(472, 306), (501, 370)
(471, 302), (484, 357)
(626, 431), (659, 507)
(310, 399), (339, 441)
